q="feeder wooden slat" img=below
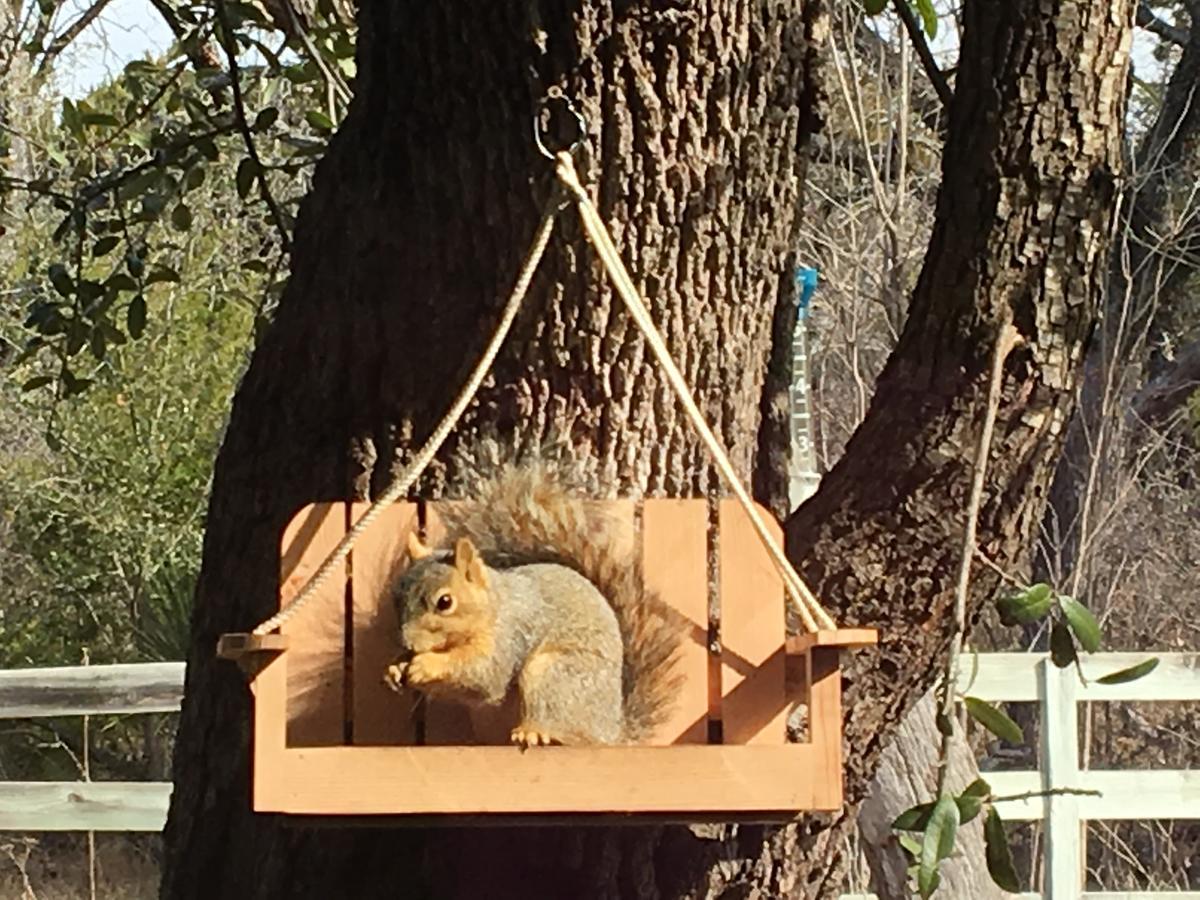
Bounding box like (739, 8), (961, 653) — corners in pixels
(254, 744), (840, 815)
(216, 632), (288, 660)
(350, 501), (419, 745)
(641, 499), (709, 744)
(228, 498), (876, 821)
(281, 504), (346, 747)
(786, 629), (879, 653)
(718, 500), (788, 745)
(808, 646), (843, 781)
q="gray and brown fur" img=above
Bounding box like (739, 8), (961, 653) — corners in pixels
(391, 460), (682, 744)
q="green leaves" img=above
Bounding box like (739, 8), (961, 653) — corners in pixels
(995, 582), (1110, 670)
(22, 375), (55, 392)
(1059, 596), (1100, 653)
(1050, 620), (1077, 668)
(305, 109), (334, 133)
(146, 266), (181, 285)
(984, 808), (1020, 892)
(964, 698), (1024, 744)
(863, 0), (937, 35)
(913, 0), (938, 36)
(90, 324), (107, 360)
(7, 0), (344, 410)
(894, 782), (1023, 896)
(171, 203), (194, 231)
(956, 778), (990, 825)
(92, 235), (121, 257)
(236, 157), (260, 199)
(61, 97), (82, 138)
(894, 779), (992, 836)
(893, 802), (935, 832)
(134, 563), (196, 663)
(184, 166), (206, 192)
(126, 252), (146, 279)
(997, 583), (1054, 625)
(48, 263), (75, 297)
(918, 795), (959, 898)
(127, 294), (147, 339)
(107, 272), (138, 292)
(60, 98), (120, 135)
(80, 109), (120, 128)
(1044, 595), (1100, 669)
(254, 106), (280, 132)
(1097, 657), (1160, 685)
(61, 368), (92, 396)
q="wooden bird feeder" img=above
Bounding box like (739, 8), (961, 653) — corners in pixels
(214, 128), (881, 822)
(219, 497), (876, 823)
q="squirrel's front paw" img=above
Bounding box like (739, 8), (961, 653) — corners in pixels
(383, 662), (408, 693)
(403, 652), (448, 686)
(511, 725), (559, 748)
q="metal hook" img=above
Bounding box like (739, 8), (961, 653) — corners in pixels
(533, 87), (586, 160)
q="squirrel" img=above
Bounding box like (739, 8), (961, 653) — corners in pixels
(383, 460), (682, 747)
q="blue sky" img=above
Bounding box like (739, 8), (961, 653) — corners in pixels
(52, 0), (173, 98)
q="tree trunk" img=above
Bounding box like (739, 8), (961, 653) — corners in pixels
(160, 1), (1132, 898)
(856, 691), (1007, 900)
(783, 1), (1131, 894)
(1037, 3), (1200, 594)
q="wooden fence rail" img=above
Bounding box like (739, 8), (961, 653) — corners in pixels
(0, 662), (184, 718)
(1, 655), (1197, 900)
(0, 662), (182, 832)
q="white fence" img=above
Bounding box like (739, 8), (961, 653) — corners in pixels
(0, 662), (180, 831)
(1, 654), (1198, 899)
(960, 652), (1200, 900)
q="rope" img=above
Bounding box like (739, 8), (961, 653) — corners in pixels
(553, 152), (837, 634)
(248, 143), (836, 637)
(250, 188), (564, 636)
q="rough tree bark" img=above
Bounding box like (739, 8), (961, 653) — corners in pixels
(1040, 3), (1200, 587)
(784, 1), (1131, 895)
(161, 1), (1131, 899)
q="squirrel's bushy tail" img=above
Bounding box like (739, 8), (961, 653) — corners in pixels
(437, 456), (682, 742)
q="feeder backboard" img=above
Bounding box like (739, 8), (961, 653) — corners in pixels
(232, 499), (875, 821)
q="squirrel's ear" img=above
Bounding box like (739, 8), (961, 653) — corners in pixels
(407, 531), (433, 560)
(454, 537), (488, 587)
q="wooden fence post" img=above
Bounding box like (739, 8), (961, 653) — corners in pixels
(1041, 657), (1082, 900)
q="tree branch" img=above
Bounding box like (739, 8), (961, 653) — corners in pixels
(35, 0), (115, 72)
(1131, 336), (1200, 425)
(1136, 2), (1189, 46)
(937, 323), (1020, 795)
(891, 0), (954, 110)
(145, 0), (226, 100)
(277, 1), (351, 106)
(214, 0), (292, 253)
(80, 123), (234, 201)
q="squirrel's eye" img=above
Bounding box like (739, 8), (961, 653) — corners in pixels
(434, 594), (455, 613)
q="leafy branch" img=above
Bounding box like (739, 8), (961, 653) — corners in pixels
(214, 0), (292, 254)
(6, 0), (352, 394)
(901, 324), (1023, 898)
